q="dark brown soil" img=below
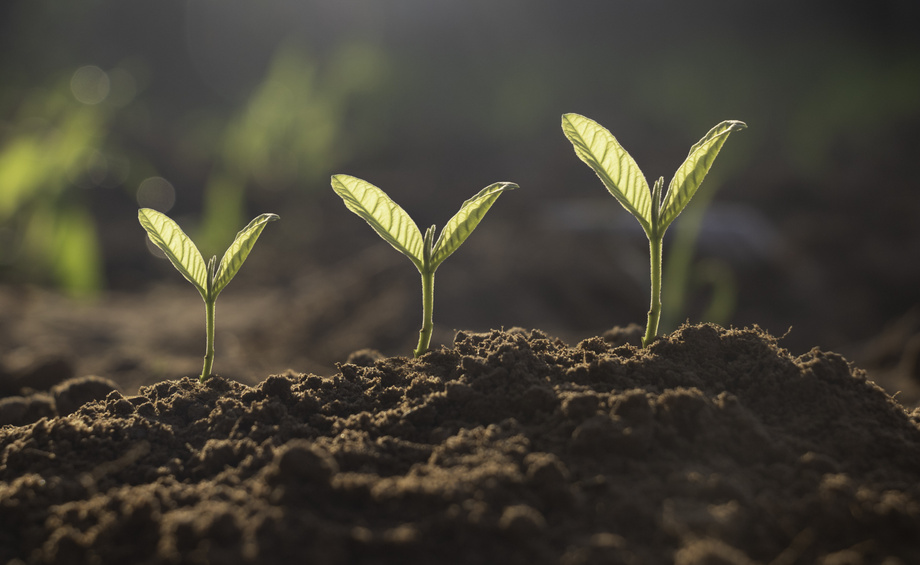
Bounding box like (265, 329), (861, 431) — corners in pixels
(2, 324), (919, 564)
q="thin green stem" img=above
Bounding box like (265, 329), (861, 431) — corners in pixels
(201, 298), (215, 381)
(415, 269), (435, 357)
(643, 235), (663, 347)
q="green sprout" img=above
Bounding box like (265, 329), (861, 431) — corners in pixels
(331, 174), (517, 357)
(562, 113), (746, 347)
(138, 208), (279, 381)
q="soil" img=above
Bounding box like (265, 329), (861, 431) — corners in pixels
(2, 323), (920, 564)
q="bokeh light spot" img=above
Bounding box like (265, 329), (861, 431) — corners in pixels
(145, 236), (167, 260)
(70, 65), (111, 105)
(136, 177), (176, 212)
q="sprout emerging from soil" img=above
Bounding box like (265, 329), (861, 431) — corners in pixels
(562, 114), (746, 347)
(331, 174), (517, 357)
(138, 208), (279, 380)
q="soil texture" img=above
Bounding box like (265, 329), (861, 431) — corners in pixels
(2, 324), (920, 564)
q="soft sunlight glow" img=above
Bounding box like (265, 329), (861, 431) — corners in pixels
(136, 176), (176, 212)
(70, 65), (110, 105)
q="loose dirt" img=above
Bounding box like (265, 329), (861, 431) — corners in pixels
(2, 324), (919, 564)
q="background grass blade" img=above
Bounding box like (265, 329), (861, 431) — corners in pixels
(138, 208), (208, 296)
(659, 120), (747, 231)
(212, 213), (280, 296)
(331, 174), (425, 270)
(562, 113), (652, 234)
(430, 182), (517, 268)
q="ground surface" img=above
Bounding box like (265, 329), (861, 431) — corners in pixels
(2, 324), (919, 564)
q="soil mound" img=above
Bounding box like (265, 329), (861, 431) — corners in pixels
(2, 324), (919, 564)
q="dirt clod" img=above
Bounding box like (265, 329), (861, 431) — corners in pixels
(51, 375), (120, 416)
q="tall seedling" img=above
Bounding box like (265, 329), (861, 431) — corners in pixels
(562, 114), (746, 347)
(138, 208), (279, 381)
(331, 174), (517, 357)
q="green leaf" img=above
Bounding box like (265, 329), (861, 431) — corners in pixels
(659, 120), (747, 232)
(212, 212), (280, 296)
(422, 224), (436, 267)
(430, 182), (517, 269)
(138, 208), (208, 297)
(562, 113), (652, 235)
(331, 174), (425, 270)
(650, 176), (664, 229)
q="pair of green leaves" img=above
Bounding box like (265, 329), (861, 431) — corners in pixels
(331, 174), (517, 274)
(138, 208), (279, 301)
(562, 113), (746, 347)
(561, 113), (747, 237)
(331, 174), (516, 357)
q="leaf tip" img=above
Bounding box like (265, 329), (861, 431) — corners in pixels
(727, 120), (748, 131)
(561, 112), (582, 126)
(330, 173), (352, 186)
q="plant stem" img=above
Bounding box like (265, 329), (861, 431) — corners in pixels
(201, 298), (216, 381)
(643, 235), (663, 347)
(415, 269), (435, 357)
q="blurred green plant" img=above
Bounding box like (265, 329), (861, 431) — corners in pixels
(0, 84), (110, 296)
(138, 208), (278, 381)
(331, 174), (517, 357)
(562, 113), (745, 346)
(658, 174), (737, 332)
(197, 42), (389, 255)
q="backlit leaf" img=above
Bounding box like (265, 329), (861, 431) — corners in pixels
(659, 120), (746, 232)
(138, 208), (208, 297)
(430, 182), (517, 269)
(331, 174), (425, 270)
(562, 113), (652, 235)
(212, 212), (280, 296)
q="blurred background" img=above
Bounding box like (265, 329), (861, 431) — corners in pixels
(2, 0), (919, 401)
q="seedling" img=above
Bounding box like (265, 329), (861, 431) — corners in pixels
(331, 174), (517, 357)
(138, 208), (279, 381)
(562, 113), (746, 347)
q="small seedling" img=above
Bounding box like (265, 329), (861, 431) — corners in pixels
(331, 174), (517, 357)
(138, 208), (279, 381)
(562, 113), (746, 347)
